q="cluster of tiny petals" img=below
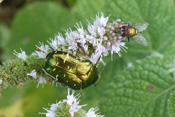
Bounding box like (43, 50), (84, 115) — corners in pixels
(33, 13), (127, 65)
(48, 33), (67, 50)
(35, 42), (51, 59)
(27, 69), (37, 79)
(27, 69), (47, 87)
(37, 76), (47, 87)
(65, 26), (86, 52)
(41, 102), (61, 117)
(41, 89), (103, 117)
(14, 48), (27, 60)
(86, 107), (104, 117)
(103, 19), (127, 58)
(63, 89), (86, 117)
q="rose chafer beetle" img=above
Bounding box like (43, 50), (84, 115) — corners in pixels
(43, 50), (99, 90)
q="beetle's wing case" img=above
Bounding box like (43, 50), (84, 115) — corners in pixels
(44, 51), (99, 90)
(52, 52), (92, 75)
(133, 33), (148, 46)
(133, 22), (148, 32)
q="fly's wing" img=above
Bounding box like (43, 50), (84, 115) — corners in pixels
(133, 33), (148, 46)
(133, 22), (148, 32)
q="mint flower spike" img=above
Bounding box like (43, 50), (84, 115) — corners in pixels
(40, 89), (103, 117)
(33, 12), (127, 66)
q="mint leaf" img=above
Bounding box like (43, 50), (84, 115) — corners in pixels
(0, 23), (10, 49)
(162, 40), (175, 56)
(100, 56), (175, 117)
(0, 23), (10, 60)
(168, 91), (175, 117)
(9, 1), (73, 57)
(74, 0), (105, 23)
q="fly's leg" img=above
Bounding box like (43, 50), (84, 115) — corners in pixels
(122, 37), (130, 42)
(127, 38), (130, 42)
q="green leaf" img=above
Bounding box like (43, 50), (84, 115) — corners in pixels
(0, 86), (23, 108)
(9, 1), (74, 57)
(100, 56), (175, 117)
(0, 23), (11, 60)
(73, 0), (105, 26)
(0, 23), (10, 49)
(162, 40), (175, 56)
(168, 91), (175, 117)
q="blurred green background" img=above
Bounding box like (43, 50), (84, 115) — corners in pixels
(0, 0), (175, 116)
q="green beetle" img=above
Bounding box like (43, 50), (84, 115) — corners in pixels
(43, 50), (99, 90)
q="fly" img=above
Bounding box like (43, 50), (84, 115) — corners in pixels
(121, 22), (149, 46)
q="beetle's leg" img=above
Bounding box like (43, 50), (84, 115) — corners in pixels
(77, 43), (87, 55)
(75, 53), (81, 59)
(95, 56), (101, 66)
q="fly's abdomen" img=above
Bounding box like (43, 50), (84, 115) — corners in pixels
(127, 27), (138, 37)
